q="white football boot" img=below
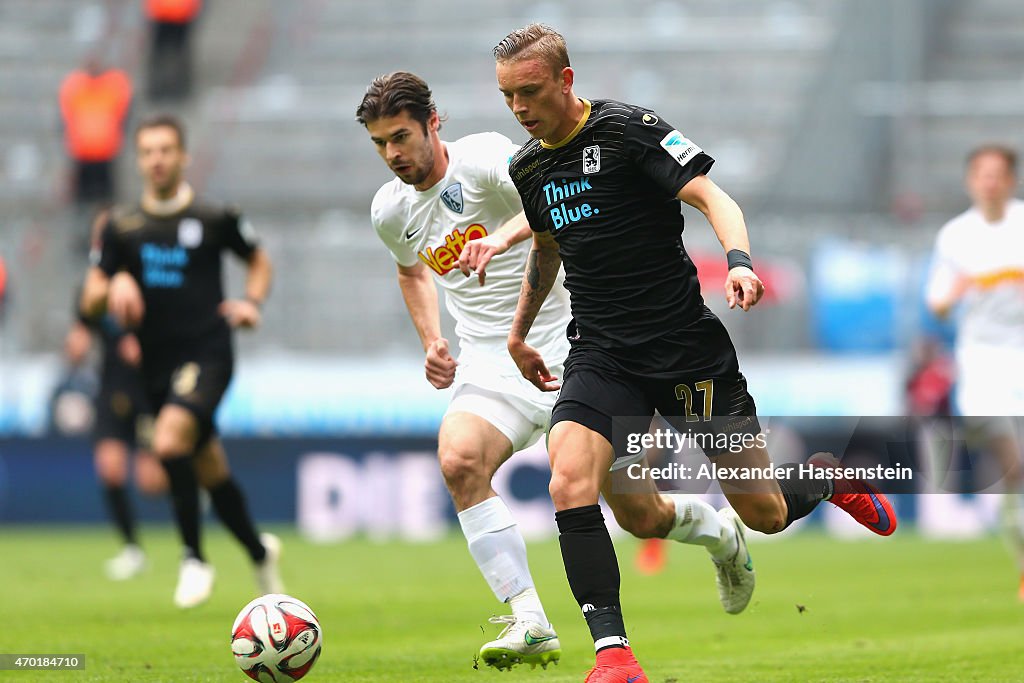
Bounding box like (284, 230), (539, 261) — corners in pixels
(479, 615), (561, 671)
(712, 507), (755, 614)
(254, 532), (284, 595)
(105, 545), (146, 581)
(174, 557), (215, 608)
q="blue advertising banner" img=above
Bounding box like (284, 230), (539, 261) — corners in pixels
(0, 437), (1003, 540)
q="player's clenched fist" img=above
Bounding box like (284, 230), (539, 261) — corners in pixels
(724, 266), (765, 311)
(507, 339), (560, 392)
(425, 337), (458, 389)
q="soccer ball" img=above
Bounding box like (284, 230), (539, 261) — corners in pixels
(231, 594), (322, 682)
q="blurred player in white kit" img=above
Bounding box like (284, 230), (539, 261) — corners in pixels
(926, 144), (1024, 599)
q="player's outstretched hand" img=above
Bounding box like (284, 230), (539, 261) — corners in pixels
(508, 339), (560, 392)
(108, 271), (145, 328)
(725, 266), (765, 311)
(425, 337), (458, 389)
(117, 333), (142, 367)
(457, 233), (510, 286)
(219, 299), (262, 329)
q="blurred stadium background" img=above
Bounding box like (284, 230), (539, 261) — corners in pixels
(0, 0), (1021, 595)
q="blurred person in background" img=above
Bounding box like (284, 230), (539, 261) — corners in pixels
(145, 0), (202, 101)
(66, 209), (166, 581)
(904, 336), (962, 503)
(904, 336), (956, 476)
(926, 144), (1024, 599)
(905, 338), (955, 420)
(80, 113), (280, 609)
(58, 57), (133, 215)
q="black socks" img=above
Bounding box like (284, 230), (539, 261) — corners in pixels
(103, 485), (137, 546)
(555, 504), (628, 651)
(778, 475), (833, 528)
(209, 478), (266, 563)
(160, 455), (203, 561)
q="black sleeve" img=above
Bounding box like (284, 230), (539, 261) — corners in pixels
(510, 156), (546, 234)
(522, 194), (545, 234)
(222, 206), (259, 259)
(624, 108), (715, 198)
(95, 219), (123, 276)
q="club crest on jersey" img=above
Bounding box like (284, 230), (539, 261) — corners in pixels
(177, 218), (203, 248)
(440, 183), (464, 214)
(583, 145), (601, 174)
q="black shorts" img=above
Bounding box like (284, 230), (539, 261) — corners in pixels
(551, 316), (759, 458)
(93, 386), (153, 448)
(143, 343), (233, 442)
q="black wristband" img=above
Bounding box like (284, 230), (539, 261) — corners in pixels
(727, 249), (753, 271)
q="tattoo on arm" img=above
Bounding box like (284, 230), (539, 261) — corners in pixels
(512, 241), (560, 342)
(526, 250), (541, 290)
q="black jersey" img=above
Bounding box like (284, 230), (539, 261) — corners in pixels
(96, 196), (258, 354)
(510, 98), (715, 353)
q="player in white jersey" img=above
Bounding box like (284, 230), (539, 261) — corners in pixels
(926, 144), (1024, 598)
(359, 71), (565, 671)
(357, 72), (760, 670)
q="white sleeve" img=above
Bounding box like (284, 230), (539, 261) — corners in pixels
(371, 191), (419, 268)
(483, 134), (524, 209)
(925, 227), (962, 309)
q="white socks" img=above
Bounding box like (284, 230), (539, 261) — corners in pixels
(509, 587), (547, 627)
(457, 496), (549, 626)
(663, 494), (737, 561)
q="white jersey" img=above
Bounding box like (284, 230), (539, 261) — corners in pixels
(926, 198), (1024, 350)
(927, 198), (1024, 415)
(372, 132), (570, 367)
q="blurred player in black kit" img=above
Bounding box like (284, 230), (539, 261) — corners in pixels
(494, 24), (898, 682)
(81, 114), (282, 608)
(67, 210), (166, 581)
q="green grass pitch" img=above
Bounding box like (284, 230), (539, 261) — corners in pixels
(0, 527), (1019, 682)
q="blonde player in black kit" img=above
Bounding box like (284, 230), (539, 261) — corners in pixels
(81, 114), (282, 609)
(494, 24), (898, 683)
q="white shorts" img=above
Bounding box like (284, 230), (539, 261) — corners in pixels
(609, 449), (647, 472)
(955, 344), (1024, 417)
(444, 351), (561, 453)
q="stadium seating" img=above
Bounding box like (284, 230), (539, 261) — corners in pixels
(893, 0), (1024, 212)
(3, 0), (1023, 355)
